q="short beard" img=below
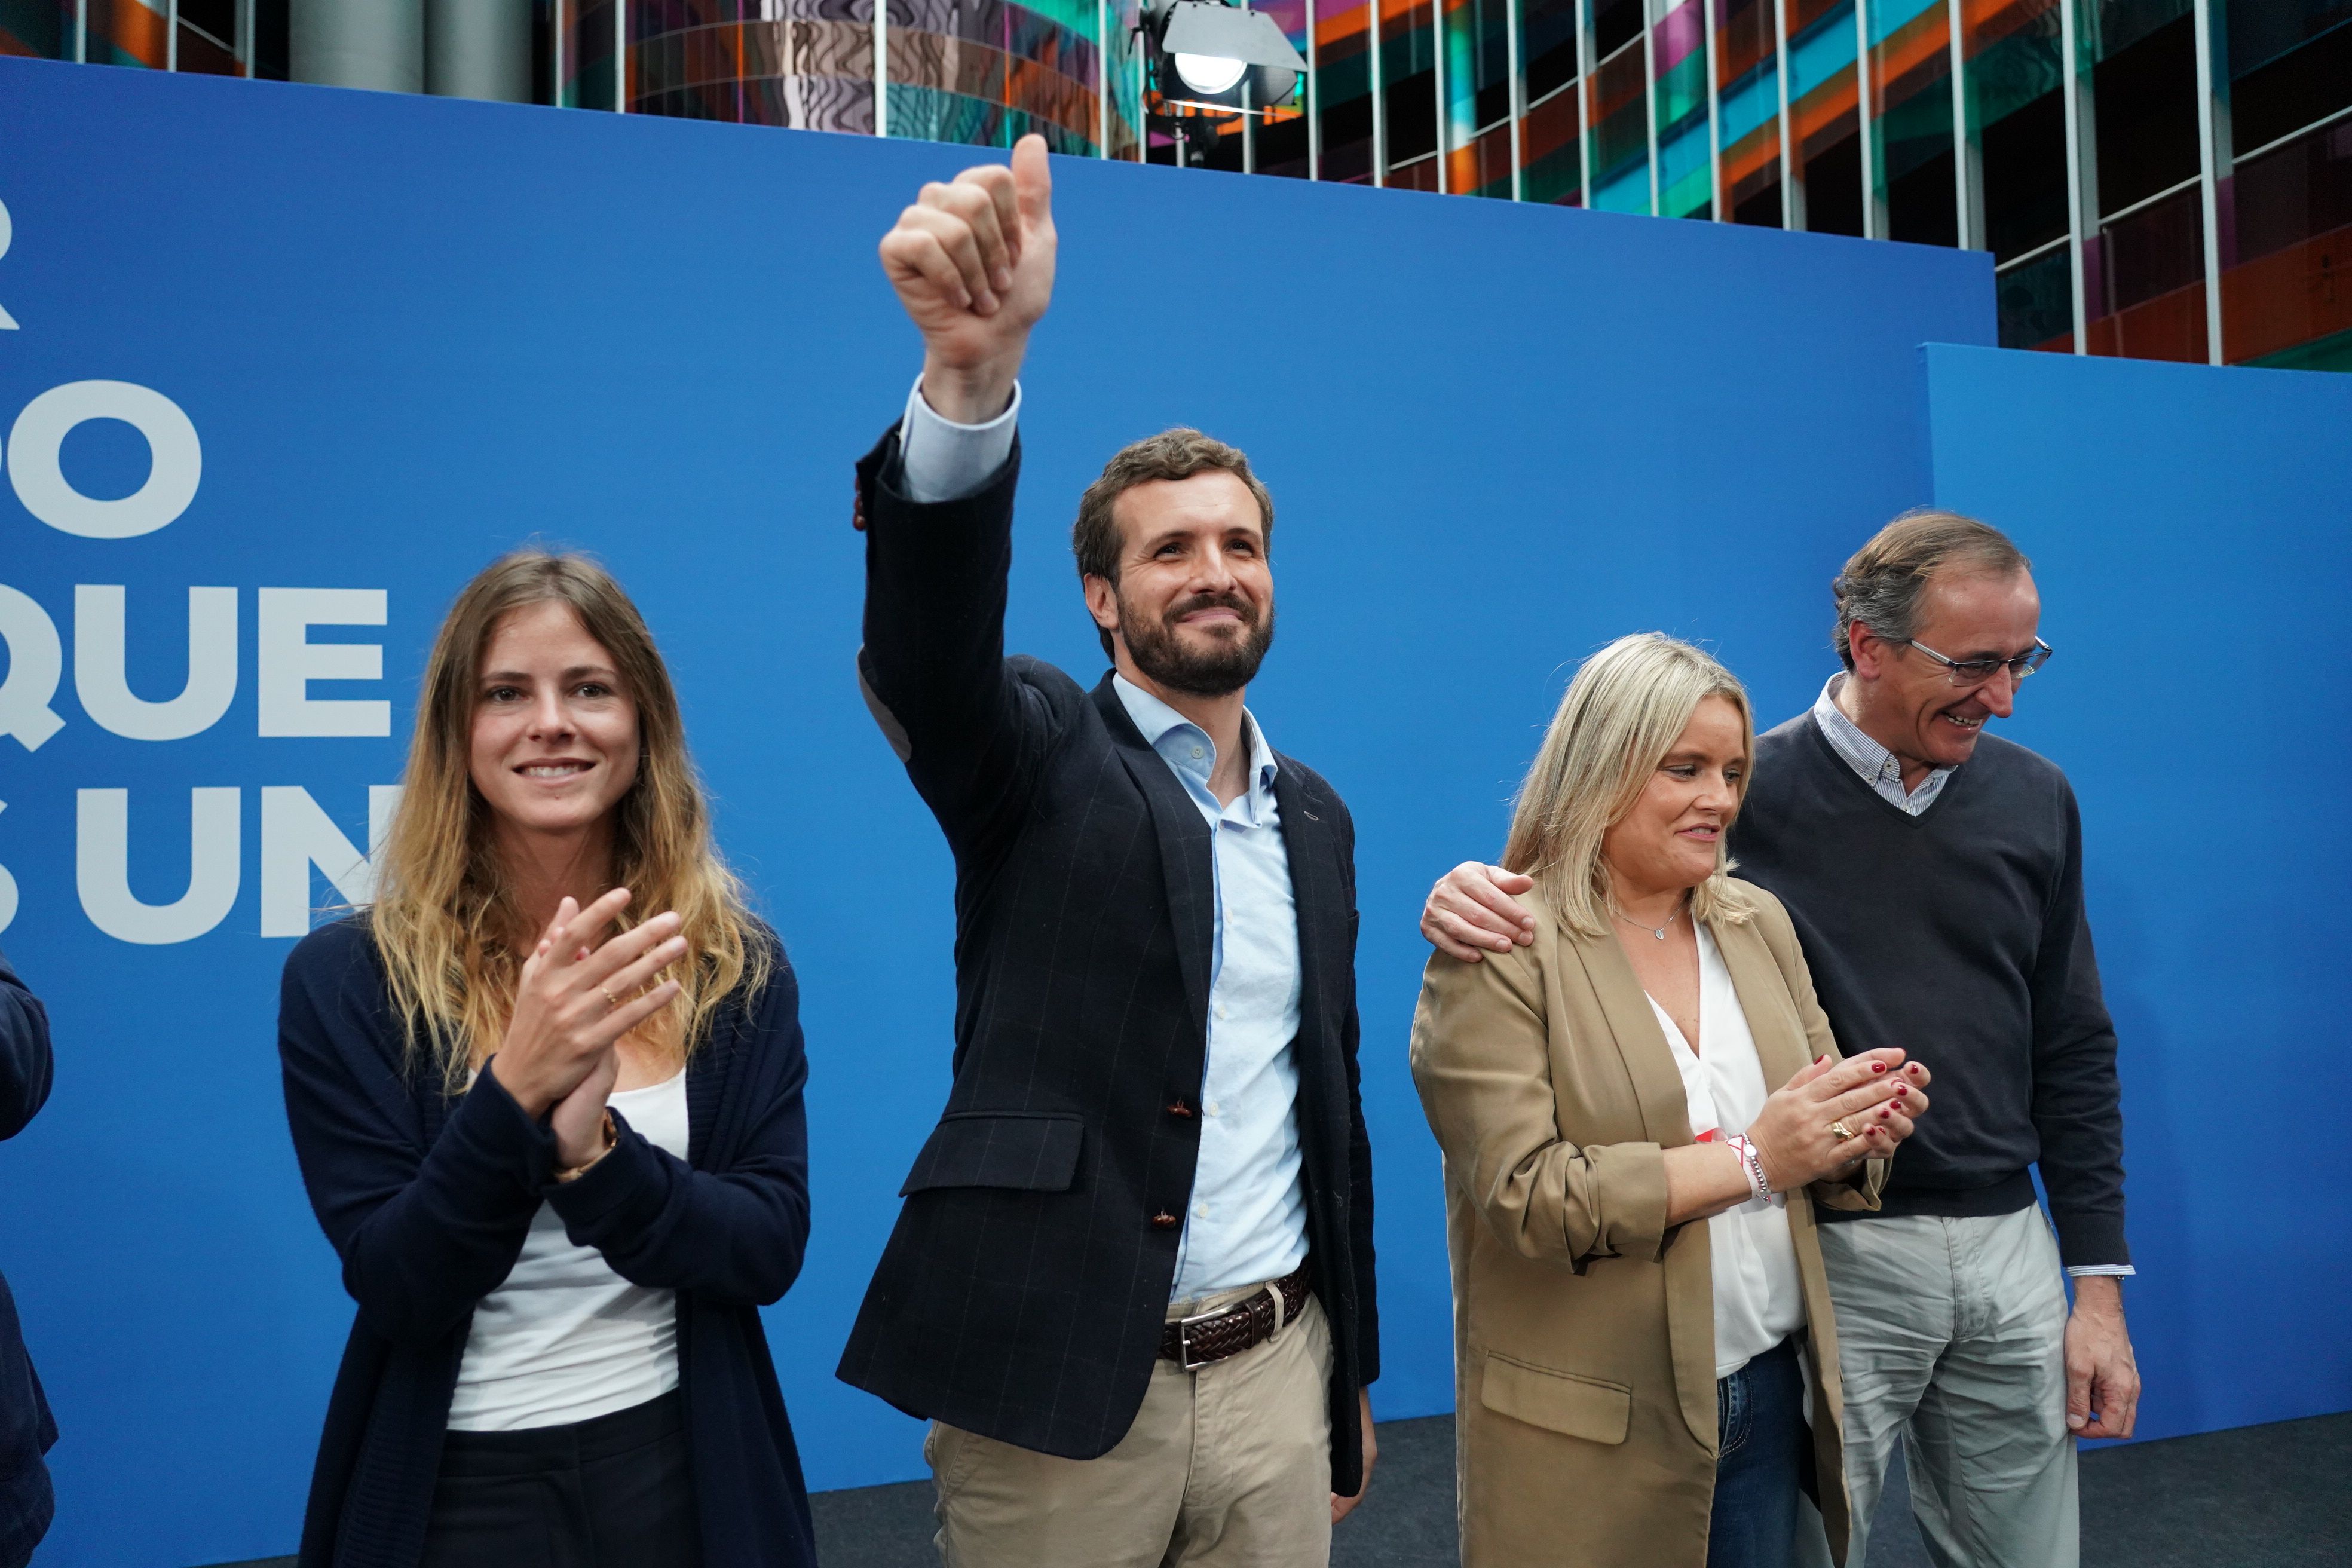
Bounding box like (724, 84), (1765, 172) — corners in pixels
(1119, 588), (1276, 698)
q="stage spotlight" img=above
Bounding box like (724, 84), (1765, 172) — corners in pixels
(1148, 1), (1306, 114)
(1172, 52), (1248, 96)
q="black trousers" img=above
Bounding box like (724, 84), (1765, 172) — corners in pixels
(422, 1392), (700, 1568)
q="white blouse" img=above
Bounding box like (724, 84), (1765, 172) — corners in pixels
(1643, 921), (1805, 1379)
(446, 1069), (690, 1432)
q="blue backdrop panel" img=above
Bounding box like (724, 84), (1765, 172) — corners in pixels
(0, 57), (1991, 1566)
(1922, 344), (2352, 1444)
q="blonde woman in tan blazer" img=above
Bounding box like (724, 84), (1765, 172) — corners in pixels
(1410, 633), (1935, 1568)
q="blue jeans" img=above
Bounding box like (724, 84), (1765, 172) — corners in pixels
(1709, 1338), (1807, 1568)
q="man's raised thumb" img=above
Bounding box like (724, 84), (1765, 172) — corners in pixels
(1012, 134), (1053, 225)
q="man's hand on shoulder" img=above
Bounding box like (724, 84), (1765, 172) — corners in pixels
(879, 133), (1057, 425)
(1422, 862), (1537, 963)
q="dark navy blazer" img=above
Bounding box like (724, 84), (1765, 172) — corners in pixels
(0, 948), (56, 1568)
(279, 918), (816, 1568)
(839, 431), (1380, 1492)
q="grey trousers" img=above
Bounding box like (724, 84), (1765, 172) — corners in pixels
(1806, 1206), (2079, 1568)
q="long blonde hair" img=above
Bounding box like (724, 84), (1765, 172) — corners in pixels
(368, 550), (770, 1085)
(1499, 632), (1758, 939)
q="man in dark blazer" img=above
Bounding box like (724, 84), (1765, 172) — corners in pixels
(836, 136), (1380, 1564)
(0, 947), (56, 1568)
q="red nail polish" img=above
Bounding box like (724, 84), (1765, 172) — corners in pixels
(1817, 1055), (1831, 1066)
(1879, 1105), (1894, 1118)
(1871, 1062), (1886, 1073)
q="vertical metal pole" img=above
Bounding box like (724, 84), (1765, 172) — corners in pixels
(1435, 0), (1450, 192)
(1856, 0), (1875, 237)
(1245, 75), (1257, 172)
(615, 0), (627, 111)
(1946, 0), (1968, 246)
(1642, 2), (1659, 214)
(880, 0), (893, 139)
(1508, 0), (1524, 199)
(75, 0), (87, 63)
(1705, 0), (1723, 219)
(1575, 0), (1591, 204)
(169, 0), (179, 70)
(1371, 0), (1387, 184)
(2189, 0), (2224, 363)
(1773, 0), (1794, 226)
(2059, 0), (2088, 351)
(1309, 0), (1322, 177)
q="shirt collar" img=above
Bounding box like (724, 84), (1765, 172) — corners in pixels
(1810, 673), (1953, 794)
(1113, 674), (1279, 803)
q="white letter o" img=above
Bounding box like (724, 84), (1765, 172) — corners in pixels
(8, 380), (203, 539)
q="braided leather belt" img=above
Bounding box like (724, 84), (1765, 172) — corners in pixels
(1158, 1264), (1313, 1371)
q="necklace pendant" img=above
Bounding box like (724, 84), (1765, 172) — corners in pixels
(1653, 927), (1668, 941)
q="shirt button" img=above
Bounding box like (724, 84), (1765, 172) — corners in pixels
(1151, 1210), (1178, 1230)
(1191, 745), (1205, 760)
(1193, 1203), (1209, 1219)
(1214, 1004), (1226, 1020)
(1204, 1100), (1221, 1117)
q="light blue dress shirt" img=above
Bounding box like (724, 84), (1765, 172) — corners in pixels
(897, 375), (1019, 503)
(1110, 676), (1310, 1301)
(899, 380), (1313, 1299)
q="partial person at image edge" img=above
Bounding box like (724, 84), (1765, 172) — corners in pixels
(0, 947), (56, 1568)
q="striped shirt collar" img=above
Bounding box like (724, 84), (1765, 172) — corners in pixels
(1809, 673), (1955, 816)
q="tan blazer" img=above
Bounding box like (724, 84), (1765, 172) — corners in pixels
(1408, 878), (1881, 1568)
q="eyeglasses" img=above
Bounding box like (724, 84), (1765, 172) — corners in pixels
(1904, 636), (2053, 687)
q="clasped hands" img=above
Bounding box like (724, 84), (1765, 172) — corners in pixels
(485, 887), (687, 1172)
(1429, 862), (1934, 1188)
(1747, 1047), (1931, 1189)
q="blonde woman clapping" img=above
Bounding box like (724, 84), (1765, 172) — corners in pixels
(1411, 633), (1931, 1568)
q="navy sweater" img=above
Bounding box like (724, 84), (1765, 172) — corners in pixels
(1732, 718), (2128, 1268)
(0, 949), (56, 1568)
(279, 918), (817, 1568)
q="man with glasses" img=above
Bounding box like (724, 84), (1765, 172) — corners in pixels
(1421, 511), (2135, 1568)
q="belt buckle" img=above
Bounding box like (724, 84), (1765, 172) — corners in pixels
(1174, 1304), (1229, 1371)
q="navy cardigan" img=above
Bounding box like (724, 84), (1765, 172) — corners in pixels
(279, 918), (817, 1568)
(0, 948), (56, 1568)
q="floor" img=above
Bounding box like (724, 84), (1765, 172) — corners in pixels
(199, 1408), (2352, 1567)
(806, 1410), (2352, 1568)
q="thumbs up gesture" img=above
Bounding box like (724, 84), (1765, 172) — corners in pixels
(880, 133), (1058, 424)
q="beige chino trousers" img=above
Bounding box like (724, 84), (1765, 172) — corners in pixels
(929, 1280), (1334, 1568)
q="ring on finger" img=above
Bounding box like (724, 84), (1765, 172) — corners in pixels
(1827, 1119), (1855, 1141)
(599, 985), (620, 1012)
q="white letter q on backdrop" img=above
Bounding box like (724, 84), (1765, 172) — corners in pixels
(0, 584), (65, 751)
(8, 381), (203, 538)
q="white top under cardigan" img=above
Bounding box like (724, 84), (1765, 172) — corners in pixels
(446, 1069), (691, 1431)
(1643, 921), (1806, 1379)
